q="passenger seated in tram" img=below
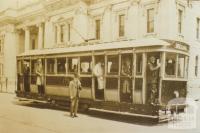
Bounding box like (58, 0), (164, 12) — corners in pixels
(147, 56), (161, 105)
(121, 57), (132, 101)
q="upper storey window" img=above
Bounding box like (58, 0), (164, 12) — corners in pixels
(196, 18), (200, 39)
(0, 36), (4, 54)
(60, 25), (65, 43)
(178, 9), (183, 34)
(147, 8), (154, 33)
(95, 19), (101, 40)
(119, 14), (125, 37)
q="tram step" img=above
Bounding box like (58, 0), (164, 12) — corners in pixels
(89, 107), (159, 119)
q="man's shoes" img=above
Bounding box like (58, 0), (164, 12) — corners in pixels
(74, 115), (78, 117)
(70, 114), (74, 118)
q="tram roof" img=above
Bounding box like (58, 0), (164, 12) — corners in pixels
(17, 38), (185, 57)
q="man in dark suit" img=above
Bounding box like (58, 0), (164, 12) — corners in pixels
(69, 73), (82, 118)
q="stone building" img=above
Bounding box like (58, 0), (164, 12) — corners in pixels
(0, 0), (200, 99)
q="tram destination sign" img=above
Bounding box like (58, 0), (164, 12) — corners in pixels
(172, 41), (189, 51)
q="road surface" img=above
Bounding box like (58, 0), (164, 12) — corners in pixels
(0, 93), (199, 133)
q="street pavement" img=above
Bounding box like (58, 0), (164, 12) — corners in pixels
(0, 93), (199, 133)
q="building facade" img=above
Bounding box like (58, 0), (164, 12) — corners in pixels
(0, 0), (200, 98)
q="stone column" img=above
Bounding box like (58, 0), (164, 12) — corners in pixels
(37, 23), (44, 49)
(24, 27), (30, 51)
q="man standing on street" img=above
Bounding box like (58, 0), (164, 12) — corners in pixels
(69, 73), (82, 118)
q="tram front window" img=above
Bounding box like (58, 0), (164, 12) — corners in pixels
(178, 54), (185, 78)
(57, 58), (66, 74)
(165, 53), (176, 76)
(146, 53), (161, 105)
(80, 56), (92, 74)
(107, 55), (119, 75)
(68, 58), (78, 73)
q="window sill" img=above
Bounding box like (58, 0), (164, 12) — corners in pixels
(144, 32), (157, 37)
(117, 36), (127, 41)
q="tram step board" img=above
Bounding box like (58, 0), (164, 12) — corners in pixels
(89, 108), (159, 119)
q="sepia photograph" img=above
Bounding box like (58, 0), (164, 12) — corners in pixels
(0, 0), (200, 133)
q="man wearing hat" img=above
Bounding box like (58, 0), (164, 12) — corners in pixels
(69, 73), (82, 117)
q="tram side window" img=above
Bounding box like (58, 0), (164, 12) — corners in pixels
(121, 54), (132, 76)
(178, 54), (185, 78)
(136, 54), (143, 75)
(17, 61), (22, 74)
(47, 59), (55, 74)
(107, 55), (119, 75)
(80, 56), (92, 74)
(31, 60), (37, 74)
(165, 53), (176, 76)
(57, 58), (66, 74)
(68, 58), (78, 73)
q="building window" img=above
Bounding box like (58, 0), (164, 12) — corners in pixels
(60, 25), (65, 43)
(55, 26), (57, 43)
(68, 23), (71, 42)
(147, 8), (154, 33)
(197, 18), (200, 39)
(0, 37), (4, 53)
(95, 19), (101, 40)
(119, 14), (125, 37)
(0, 40), (2, 53)
(0, 63), (3, 76)
(178, 9), (183, 34)
(31, 39), (36, 50)
(195, 56), (198, 77)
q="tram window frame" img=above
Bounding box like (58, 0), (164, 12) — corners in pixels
(136, 53), (143, 75)
(121, 54), (133, 77)
(57, 58), (66, 74)
(31, 60), (37, 75)
(107, 55), (119, 75)
(177, 54), (186, 78)
(165, 53), (177, 77)
(47, 58), (55, 74)
(80, 56), (92, 74)
(68, 57), (79, 74)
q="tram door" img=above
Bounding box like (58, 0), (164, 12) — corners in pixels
(94, 55), (105, 100)
(120, 54), (133, 103)
(23, 60), (30, 93)
(146, 53), (160, 104)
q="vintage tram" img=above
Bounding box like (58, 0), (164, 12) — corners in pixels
(16, 38), (189, 122)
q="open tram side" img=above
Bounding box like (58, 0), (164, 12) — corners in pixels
(16, 39), (189, 123)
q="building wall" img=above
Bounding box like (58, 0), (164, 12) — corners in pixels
(0, 0), (200, 95)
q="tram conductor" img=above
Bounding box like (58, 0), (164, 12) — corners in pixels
(69, 73), (82, 118)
